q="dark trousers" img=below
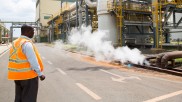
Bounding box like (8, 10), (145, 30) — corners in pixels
(14, 77), (39, 102)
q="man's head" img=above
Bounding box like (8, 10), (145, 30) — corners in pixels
(21, 25), (34, 38)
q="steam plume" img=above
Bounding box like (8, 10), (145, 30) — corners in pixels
(68, 25), (146, 65)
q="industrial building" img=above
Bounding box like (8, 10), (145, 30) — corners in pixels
(0, 20), (10, 44)
(36, 0), (182, 48)
(0, 1), (182, 101)
(36, 0), (61, 42)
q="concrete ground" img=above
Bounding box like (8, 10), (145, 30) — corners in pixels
(0, 44), (11, 55)
(0, 43), (182, 102)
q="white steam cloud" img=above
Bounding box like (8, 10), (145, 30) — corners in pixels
(68, 25), (146, 65)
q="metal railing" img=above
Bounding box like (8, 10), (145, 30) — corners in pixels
(161, 0), (182, 8)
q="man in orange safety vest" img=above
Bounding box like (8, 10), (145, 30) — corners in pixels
(8, 25), (45, 102)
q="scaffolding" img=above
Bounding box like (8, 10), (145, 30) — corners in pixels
(108, 0), (123, 46)
(45, 0), (182, 48)
(54, 16), (63, 39)
(107, 0), (182, 48)
(90, 8), (98, 31)
(161, 0), (182, 8)
(108, 0), (152, 46)
(154, 0), (182, 48)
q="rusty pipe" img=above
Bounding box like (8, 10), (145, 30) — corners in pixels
(160, 51), (182, 68)
(156, 53), (165, 68)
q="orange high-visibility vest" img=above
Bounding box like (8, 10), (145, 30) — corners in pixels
(8, 37), (44, 80)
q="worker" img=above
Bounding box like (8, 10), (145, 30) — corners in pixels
(8, 25), (45, 102)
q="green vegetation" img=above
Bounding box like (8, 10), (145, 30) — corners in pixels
(170, 41), (182, 45)
(175, 58), (182, 63)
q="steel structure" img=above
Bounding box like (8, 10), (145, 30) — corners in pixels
(47, 0), (182, 48)
(108, 0), (152, 46)
(0, 21), (38, 42)
(48, 0), (97, 41)
(151, 0), (182, 48)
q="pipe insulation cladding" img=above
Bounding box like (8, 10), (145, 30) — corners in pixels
(85, 0), (97, 8)
(69, 2), (76, 11)
(97, 0), (117, 45)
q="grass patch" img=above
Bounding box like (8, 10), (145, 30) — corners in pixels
(175, 58), (182, 63)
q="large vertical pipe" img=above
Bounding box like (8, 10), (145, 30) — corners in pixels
(78, 0), (82, 29)
(10, 26), (13, 42)
(97, 0), (117, 45)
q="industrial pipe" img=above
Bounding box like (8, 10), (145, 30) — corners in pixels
(156, 53), (165, 68)
(69, 2), (76, 12)
(85, 0), (97, 8)
(156, 51), (182, 68)
(160, 51), (182, 68)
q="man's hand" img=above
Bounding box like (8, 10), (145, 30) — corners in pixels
(39, 75), (45, 81)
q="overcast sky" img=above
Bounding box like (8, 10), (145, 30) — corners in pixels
(0, 0), (36, 37)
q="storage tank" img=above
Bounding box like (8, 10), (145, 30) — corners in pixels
(97, 0), (117, 45)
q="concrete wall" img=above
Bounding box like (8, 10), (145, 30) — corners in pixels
(36, 0), (61, 27)
(36, 3), (40, 22)
(35, 0), (60, 41)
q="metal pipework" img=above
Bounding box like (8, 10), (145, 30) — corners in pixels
(69, 2), (76, 12)
(156, 51), (182, 68)
(161, 51), (182, 68)
(85, 0), (97, 8)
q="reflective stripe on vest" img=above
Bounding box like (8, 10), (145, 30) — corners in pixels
(9, 41), (25, 58)
(9, 59), (28, 63)
(9, 42), (18, 58)
(8, 67), (32, 72)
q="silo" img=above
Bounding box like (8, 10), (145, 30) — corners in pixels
(97, 0), (117, 45)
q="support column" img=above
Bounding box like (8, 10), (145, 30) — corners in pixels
(173, 11), (176, 27)
(10, 26), (13, 42)
(152, 0), (159, 48)
(78, 2), (83, 29)
(85, 5), (89, 26)
(52, 21), (54, 42)
(0, 26), (2, 43)
(76, 0), (79, 28)
(165, 33), (170, 43)
(36, 22), (40, 43)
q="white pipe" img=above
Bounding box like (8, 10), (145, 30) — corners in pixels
(85, 0), (97, 8)
(69, 2), (76, 11)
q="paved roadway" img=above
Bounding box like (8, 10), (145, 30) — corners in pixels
(0, 43), (182, 102)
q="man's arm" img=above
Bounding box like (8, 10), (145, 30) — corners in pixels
(22, 42), (43, 76)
